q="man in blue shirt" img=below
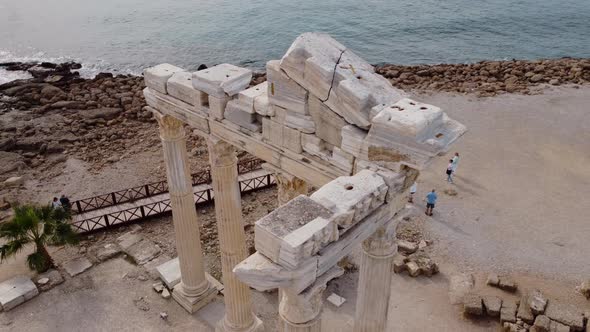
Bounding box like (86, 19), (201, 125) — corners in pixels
(425, 189), (437, 216)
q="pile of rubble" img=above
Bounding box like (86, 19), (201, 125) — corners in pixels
(463, 274), (588, 332)
(376, 58), (590, 97)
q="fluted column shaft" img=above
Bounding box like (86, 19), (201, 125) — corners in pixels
(279, 288), (323, 332)
(208, 137), (263, 332)
(353, 225), (396, 332)
(156, 113), (213, 312)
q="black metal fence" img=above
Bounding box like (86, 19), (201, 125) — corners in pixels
(71, 157), (265, 215)
(71, 170), (274, 234)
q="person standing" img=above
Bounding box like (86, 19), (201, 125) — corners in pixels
(408, 181), (417, 203)
(425, 189), (437, 216)
(60, 194), (71, 211)
(451, 152), (460, 175)
(446, 159), (454, 184)
(51, 197), (62, 209)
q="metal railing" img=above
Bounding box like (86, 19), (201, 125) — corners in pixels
(71, 157), (264, 215)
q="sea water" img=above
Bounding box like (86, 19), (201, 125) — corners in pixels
(1, 0), (589, 80)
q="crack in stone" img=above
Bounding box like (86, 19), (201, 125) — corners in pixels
(320, 48), (346, 103)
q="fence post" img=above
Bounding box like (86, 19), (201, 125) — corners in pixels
(104, 215), (110, 227)
(267, 174), (271, 186)
(206, 188), (212, 201)
(76, 201), (82, 213)
(144, 185), (150, 196)
(140, 206), (146, 218)
(110, 193), (117, 205)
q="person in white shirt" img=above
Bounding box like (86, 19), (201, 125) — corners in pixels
(451, 152), (460, 175)
(51, 197), (62, 209)
(408, 181), (417, 203)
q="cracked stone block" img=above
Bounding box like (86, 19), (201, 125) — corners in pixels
(486, 273), (500, 286)
(463, 294), (483, 316)
(397, 240), (418, 254)
(96, 243), (121, 261)
(166, 71), (206, 106)
(449, 273), (475, 305)
(533, 315), (551, 332)
(501, 300), (518, 324)
(192, 63), (252, 97)
(362, 98), (467, 170)
(308, 95), (346, 146)
(117, 232), (143, 250)
(156, 257), (181, 289)
(330, 147), (354, 173)
(253, 93), (272, 116)
(392, 253), (407, 273)
(483, 295), (502, 317)
(284, 112), (315, 134)
(143, 254), (172, 280)
(301, 133), (331, 162)
(406, 261), (421, 277)
(282, 126), (302, 154)
(255, 195), (336, 268)
(340, 125), (368, 158)
(144, 63), (184, 94)
(310, 169), (387, 228)
(517, 295), (535, 324)
(498, 277), (518, 292)
(529, 289), (547, 315)
(36, 269), (64, 292)
(238, 82), (267, 109)
(267, 60), (308, 114)
(124, 239), (162, 266)
(262, 117), (283, 144)
(224, 100), (261, 132)
(63, 257), (93, 277)
(545, 301), (585, 331)
(208, 94), (231, 121)
(0, 276), (39, 311)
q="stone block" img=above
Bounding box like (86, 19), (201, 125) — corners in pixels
(529, 289), (547, 315)
(143, 254), (172, 280)
(517, 295), (535, 324)
(545, 301), (584, 331)
(282, 126), (302, 154)
(362, 98), (467, 169)
(124, 239), (162, 266)
(117, 231), (143, 250)
(301, 134), (332, 161)
(0, 276), (39, 311)
(326, 293), (346, 307)
(144, 63), (184, 94)
(449, 273), (475, 305)
(238, 82), (267, 108)
(310, 169), (388, 228)
(308, 95), (346, 146)
(262, 117), (283, 144)
(285, 112), (315, 134)
(254, 94), (273, 116)
(463, 294), (483, 316)
(341, 125), (368, 158)
(533, 315), (551, 332)
(192, 63), (252, 97)
(208, 94), (231, 121)
(63, 257), (93, 277)
(498, 277), (518, 292)
(486, 273), (500, 286)
(255, 195), (335, 268)
(156, 257), (181, 289)
(166, 71), (201, 106)
(36, 269), (64, 292)
(501, 300), (518, 324)
(143, 88), (210, 133)
(267, 60), (308, 114)
(392, 253), (407, 273)
(397, 239), (418, 254)
(96, 243), (121, 261)
(224, 100), (261, 132)
(330, 147), (354, 174)
(406, 261), (421, 277)
(483, 295), (502, 317)
(549, 320), (571, 332)
(272, 104), (287, 123)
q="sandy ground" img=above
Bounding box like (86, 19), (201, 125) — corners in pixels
(1, 86), (589, 331)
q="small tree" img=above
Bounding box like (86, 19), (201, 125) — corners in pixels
(0, 204), (79, 272)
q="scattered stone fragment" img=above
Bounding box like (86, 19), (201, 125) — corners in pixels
(392, 253), (407, 273)
(449, 273), (475, 305)
(483, 295), (502, 317)
(578, 280), (590, 299)
(413, 255), (439, 277)
(35, 269), (64, 292)
(0, 276), (39, 311)
(517, 295), (535, 324)
(137, 275), (148, 281)
(406, 261), (421, 277)
(133, 297), (150, 311)
(160, 312), (168, 320)
(545, 301), (584, 331)
(533, 315), (551, 332)
(487, 273), (500, 287)
(498, 277), (518, 292)
(63, 257), (93, 277)
(418, 240), (428, 249)
(36, 278), (49, 285)
(153, 282), (164, 293)
(528, 289), (547, 315)
(327, 293), (346, 307)
(161, 288), (171, 299)
(501, 300), (518, 324)
(397, 240), (418, 254)
(463, 294), (483, 316)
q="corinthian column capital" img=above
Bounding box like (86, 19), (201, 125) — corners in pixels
(155, 111), (185, 141)
(207, 136), (237, 168)
(362, 224), (396, 258)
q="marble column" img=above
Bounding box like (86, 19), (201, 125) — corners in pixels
(353, 224), (396, 332)
(279, 288), (323, 332)
(208, 136), (263, 332)
(156, 112), (216, 313)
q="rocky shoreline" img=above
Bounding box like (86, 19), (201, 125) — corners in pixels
(0, 58), (588, 184)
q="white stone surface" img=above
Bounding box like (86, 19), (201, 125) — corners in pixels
(166, 71), (206, 107)
(192, 63), (252, 97)
(301, 133), (331, 162)
(267, 60), (308, 114)
(224, 100), (261, 132)
(157, 257), (181, 289)
(0, 276), (39, 311)
(238, 82), (267, 109)
(144, 63), (184, 94)
(262, 117), (283, 144)
(282, 126), (302, 153)
(284, 112), (315, 134)
(143, 88), (210, 133)
(340, 125), (368, 158)
(327, 293), (346, 307)
(310, 169), (388, 228)
(253, 94), (272, 116)
(208, 95), (231, 121)
(308, 96), (347, 147)
(330, 147), (354, 174)
(63, 257), (93, 277)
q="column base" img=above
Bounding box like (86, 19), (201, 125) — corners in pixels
(215, 315), (264, 332)
(172, 282), (218, 314)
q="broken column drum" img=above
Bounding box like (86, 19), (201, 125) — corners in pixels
(143, 31), (465, 330)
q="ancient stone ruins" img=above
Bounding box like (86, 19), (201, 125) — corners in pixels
(142, 32), (465, 331)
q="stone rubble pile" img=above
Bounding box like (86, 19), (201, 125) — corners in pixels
(392, 250), (439, 278)
(463, 282), (588, 332)
(143, 32), (466, 173)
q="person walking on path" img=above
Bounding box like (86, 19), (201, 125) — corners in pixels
(425, 189), (437, 216)
(408, 181), (417, 203)
(446, 159), (454, 184)
(451, 152), (460, 175)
